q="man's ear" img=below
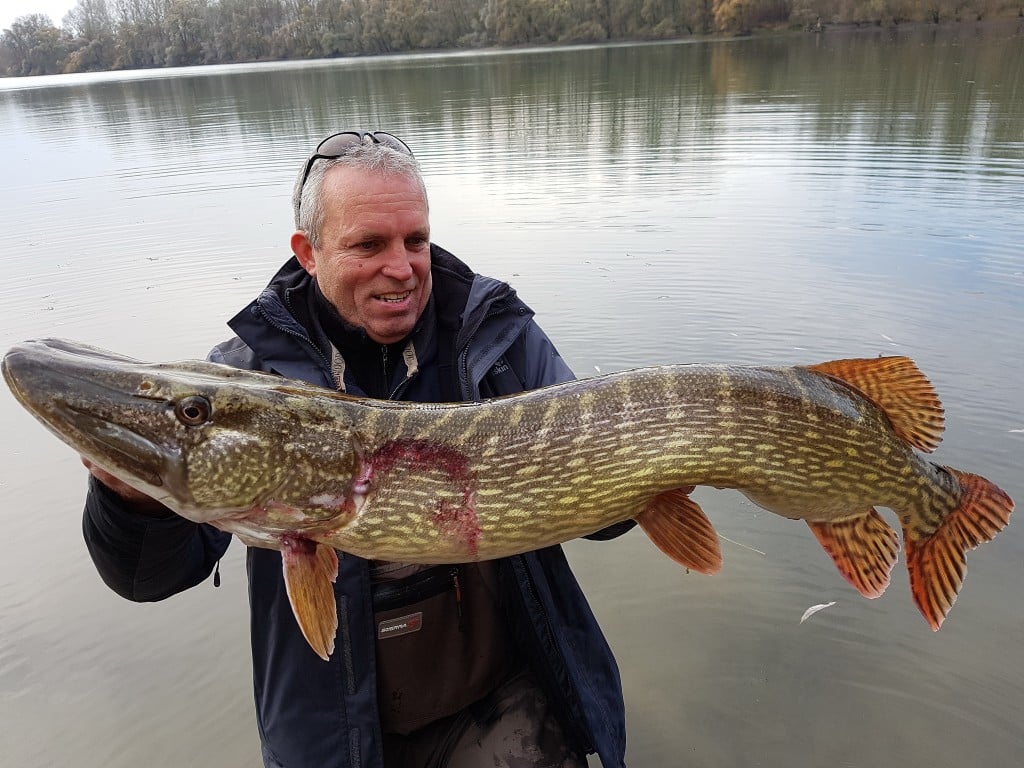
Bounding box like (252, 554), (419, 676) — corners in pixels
(291, 231), (316, 275)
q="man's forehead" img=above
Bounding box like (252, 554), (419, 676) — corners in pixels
(330, 204), (429, 241)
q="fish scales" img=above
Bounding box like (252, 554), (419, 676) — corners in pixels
(319, 366), (942, 561)
(2, 339), (1013, 658)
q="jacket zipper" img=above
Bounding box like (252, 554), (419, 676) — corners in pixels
(385, 343), (419, 400)
(451, 566), (465, 631)
(513, 559), (594, 754)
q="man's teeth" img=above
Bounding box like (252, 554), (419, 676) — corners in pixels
(378, 291), (411, 303)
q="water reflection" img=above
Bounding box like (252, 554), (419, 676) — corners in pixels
(4, 24), (1022, 153)
(1, 22), (1023, 768)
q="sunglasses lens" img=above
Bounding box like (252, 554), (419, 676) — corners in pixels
(315, 131), (412, 159)
(316, 132), (364, 157)
(300, 131), (415, 192)
(371, 132), (413, 155)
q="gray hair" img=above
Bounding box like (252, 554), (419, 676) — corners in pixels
(292, 142), (427, 249)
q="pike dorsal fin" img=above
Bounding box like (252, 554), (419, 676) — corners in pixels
(807, 356), (945, 452)
(636, 487), (722, 574)
(281, 537), (340, 661)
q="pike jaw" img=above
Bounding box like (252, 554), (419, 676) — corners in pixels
(2, 338), (361, 528)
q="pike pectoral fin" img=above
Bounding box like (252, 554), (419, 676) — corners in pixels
(807, 356), (945, 452)
(807, 510), (899, 599)
(636, 488), (722, 574)
(904, 467), (1013, 630)
(281, 537), (340, 660)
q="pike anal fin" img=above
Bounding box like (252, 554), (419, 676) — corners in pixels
(281, 537), (340, 660)
(904, 467), (1013, 631)
(636, 487), (722, 574)
(807, 510), (899, 599)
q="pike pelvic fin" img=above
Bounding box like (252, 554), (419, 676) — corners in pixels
(281, 537), (340, 660)
(806, 356), (945, 453)
(636, 487), (722, 574)
(807, 510), (899, 599)
(904, 467), (1013, 630)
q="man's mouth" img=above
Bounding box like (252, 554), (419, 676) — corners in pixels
(376, 290), (413, 304)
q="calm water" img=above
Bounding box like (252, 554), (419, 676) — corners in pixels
(2, 22), (1023, 767)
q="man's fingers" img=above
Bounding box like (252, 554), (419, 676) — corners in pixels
(81, 457), (162, 507)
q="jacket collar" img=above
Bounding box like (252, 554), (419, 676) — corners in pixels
(226, 245), (534, 396)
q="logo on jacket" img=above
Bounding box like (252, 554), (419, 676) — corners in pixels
(378, 612), (423, 639)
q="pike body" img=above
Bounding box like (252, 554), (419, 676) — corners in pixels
(3, 339), (1013, 659)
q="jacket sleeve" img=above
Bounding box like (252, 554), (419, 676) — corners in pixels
(82, 476), (231, 601)
(515, 320), (574, 389)
(518, 320), (636, 542)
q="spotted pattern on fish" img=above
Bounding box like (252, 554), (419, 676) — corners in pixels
(2, 340), (1012, 647)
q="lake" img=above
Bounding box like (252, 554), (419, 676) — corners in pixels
(1, 21), (1022, 768)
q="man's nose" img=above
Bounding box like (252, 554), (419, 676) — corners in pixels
(379, 242), (414, 280)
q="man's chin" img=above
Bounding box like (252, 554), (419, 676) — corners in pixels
(365, 321), (416, 345)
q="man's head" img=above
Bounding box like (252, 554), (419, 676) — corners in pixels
(291, 132), (432, 345)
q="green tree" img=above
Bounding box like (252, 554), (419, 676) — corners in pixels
(206, 0), (288, 61)
(111, 0), (174, 68)
(5, 0), (1024, 77)
(163, 0), (208, 64)
(0, 14), (70, 75)
(63, 0), (118, 72)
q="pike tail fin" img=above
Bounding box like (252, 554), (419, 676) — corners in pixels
(281, 537), (340, 660)
(636, 487), (722, 574)
(904, 468), (1013, 630)
(807, 509), (900, 599)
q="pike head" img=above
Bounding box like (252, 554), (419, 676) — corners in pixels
(2, 338), (363, 531)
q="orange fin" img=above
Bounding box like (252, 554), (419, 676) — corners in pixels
(904, 467), (1013, 630)
(806, 356), (945, 453)
(636, 488), (722, 574)
(807, 510), (899, 599)
(281, 537), (339, 660)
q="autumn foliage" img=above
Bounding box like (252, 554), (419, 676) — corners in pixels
(2, 0), (1020, 76)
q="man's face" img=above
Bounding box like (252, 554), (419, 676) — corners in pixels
(292, 166), (432, 345)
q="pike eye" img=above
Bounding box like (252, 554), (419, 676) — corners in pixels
(175, 396), (211, 426)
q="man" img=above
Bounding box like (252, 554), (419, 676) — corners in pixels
(83, 131), (630, 768)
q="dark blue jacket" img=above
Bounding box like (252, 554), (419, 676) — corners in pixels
(83, 246), (629, 767)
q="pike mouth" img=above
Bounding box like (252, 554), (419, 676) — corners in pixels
(62, 406), (172, 490)
(3, 341), (177, 494)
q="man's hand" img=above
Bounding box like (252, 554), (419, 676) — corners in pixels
(82, 457), (170, 515)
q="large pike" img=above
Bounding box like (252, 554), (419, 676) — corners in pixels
(3, 339), (1013, 659)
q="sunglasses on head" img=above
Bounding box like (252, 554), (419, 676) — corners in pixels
(299, 131), (414, 189)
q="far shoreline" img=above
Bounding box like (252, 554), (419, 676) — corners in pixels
(2, 14), (1020, 82)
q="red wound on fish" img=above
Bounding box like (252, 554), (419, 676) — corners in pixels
(433, 498), (481, 556)
(280, 535), (340, 660)
(363, 439), (472, 480)
(904, 467), (1013, 630)
(359, 439), (481, 554)
(807, 510), (899, 599)
(807, 356), (945, 453)
(636, 488), (722, 574)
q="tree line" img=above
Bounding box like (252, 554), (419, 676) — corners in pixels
(1, 0), (1020, 77)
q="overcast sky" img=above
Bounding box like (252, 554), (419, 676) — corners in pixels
(1, 1), (76, 32)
